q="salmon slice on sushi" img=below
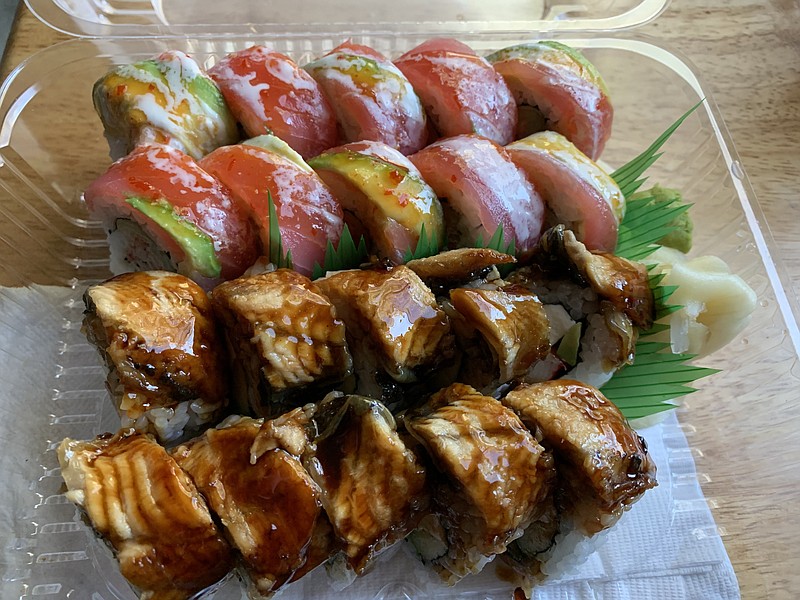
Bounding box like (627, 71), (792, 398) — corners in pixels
(93, 50), (238, 160)
(395, 38), (517, 145)
(84, 143), (260, 289)
(304, 41), (428, 154)
(83, 271), (229, 443)
(200, 135), (344, 277)
(409, 134), (545, 259)
(507, 131), (624, 252)
(209, 46), (338, 159)
(309, 140), (444, 264)
(488, 41), (613, 160)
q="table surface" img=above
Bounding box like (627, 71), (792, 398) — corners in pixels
(1, 2), (798, 599)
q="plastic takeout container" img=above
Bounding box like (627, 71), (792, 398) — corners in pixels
(25, 0), (671, 36)
(1, 3), (800, 599)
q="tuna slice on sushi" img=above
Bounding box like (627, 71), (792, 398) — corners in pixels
(488, 41), (613, 160)
(84, 143), (260, 289)
(507, 131), (624, 252)
(410, 134), (545, 259)
(395, 38), (517, 145)
(305, 41), (429, 155)
(209, 46), (338, 159)
(200, 135), (344, 277)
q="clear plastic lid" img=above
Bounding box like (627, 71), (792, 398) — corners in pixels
(25, 0), (671, 37)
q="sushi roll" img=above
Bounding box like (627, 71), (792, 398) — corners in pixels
(309, 140), (444, 264)
(302, 393), (429, 573)
(211, 269), (353, 417)
(487, 41), (613, 160)
(394, 38), (517, 145)
(410, 134), (545, 259)
(93, 50), (238, 160)
(406, 247), (517, 292)
(501, 381), (656, 576)
(172, 415), (325, 597)
(208, 46), (338, 159)
(507, 131), (624, 252)
(404, 383), (553, 583)
(82, 271), (229, 443)
(304, 41), (428, 154)
(447, 284), (551, 389)
(314, 265), (454, 405)
(84, 143), (260, 289)
(58, 429), (235, 599)
(200, 135), (344, 277)
(536, 225), (654, 330)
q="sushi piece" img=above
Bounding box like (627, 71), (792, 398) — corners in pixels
(93, 50), (238, 160)
(395, 38), (517, 145)
(172, 415), (324, 596)
(502, 381), (657, 536)
(404, 383), (553, 583)
(448, 284), (551, 389)
(410, 134), (545, 259)
(507, 131), (624, 252)
(82, 271), (228, 443)
(58, 429), (234, 600)
(303, 393), (429, 573)
(304, 41), (428, 154)
(406, 247), (516, 292)
(211, 269), (352, 417)
(200, 135), (344, 277)
(537, 225), (654, 329)
(84, 143), (260, 289)
(208, 46), (338, 159)
(309, 140), (444, 264)
(315, 265), (454, 404)
(487, 41), (613, 160)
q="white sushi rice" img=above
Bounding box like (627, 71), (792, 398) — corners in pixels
(564, 312), (619, 389)
(106, 216), (176, 274)
(537, 517), (611, 579)
(120, 397), (224, 444)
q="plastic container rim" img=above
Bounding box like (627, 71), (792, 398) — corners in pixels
(23, 0), (672, 38)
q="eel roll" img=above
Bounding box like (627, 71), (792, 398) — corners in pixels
(83, 270), (228, 443)
(211, 269), (352, 417)
(315, 265), (454, 408)
(404, 383), (554, 583)
(173, 413), (323, 597)
(302, 393), (429, 574)
(58, 429), (234, 600)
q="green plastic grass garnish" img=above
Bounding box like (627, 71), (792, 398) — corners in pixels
(311, 225), (369, 280)
(601, 99), (718, 421)
(475, 223), (516, 256)
(403, 223), (440, 262)
(267, 192), (293, 270)
(610, 99), (704, 199)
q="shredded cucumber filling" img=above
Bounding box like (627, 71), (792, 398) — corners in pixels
(126, 196), (221, 279)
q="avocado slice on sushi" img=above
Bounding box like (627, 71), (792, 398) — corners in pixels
(93, 50), (238, 160)
(126, 197), (222, 280)
(308, 141), (444, 264)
